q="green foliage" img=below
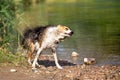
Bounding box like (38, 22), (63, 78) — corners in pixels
(0, 0), (25, 65)
(0, 49), (26, 66)
(0, 0), (16, 47)
(0, 0), (24, 48)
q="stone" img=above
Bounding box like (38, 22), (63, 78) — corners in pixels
(10, 69), (17, 72)
(71, 51), (79, 57)
(84, 58), (96, 65)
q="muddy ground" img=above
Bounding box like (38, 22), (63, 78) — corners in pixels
(0, 55), (120, 80)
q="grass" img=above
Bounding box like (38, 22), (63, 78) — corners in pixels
(0, 48), (26, 66)
(0, 0), (26, 66)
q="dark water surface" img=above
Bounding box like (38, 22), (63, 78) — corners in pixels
(21, 1), (120, 65)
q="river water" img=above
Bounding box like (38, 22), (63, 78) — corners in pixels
(21, 1), (120, 65)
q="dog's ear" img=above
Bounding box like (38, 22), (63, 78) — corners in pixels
(57, 24), (65, 31)
(57, 24), (62, 28)
(57, 25), (69, 31)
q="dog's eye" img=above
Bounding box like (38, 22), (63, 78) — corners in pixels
(65, 27), (69, 30)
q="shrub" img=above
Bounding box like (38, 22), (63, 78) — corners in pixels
(0, 0), (25, 65)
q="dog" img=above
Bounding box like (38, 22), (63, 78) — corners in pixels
(22, 25), (73, 70)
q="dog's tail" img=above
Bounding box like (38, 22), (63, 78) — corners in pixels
(21, 28), (33, 49)
(21, 38), (26, 49)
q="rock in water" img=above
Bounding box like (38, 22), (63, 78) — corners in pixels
(71, 51), (79, 57)
(84, 58), (96, 65)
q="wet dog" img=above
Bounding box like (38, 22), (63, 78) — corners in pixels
(22, 25), (73, 70)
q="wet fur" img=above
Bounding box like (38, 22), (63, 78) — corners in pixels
(22, 25), (73, 70)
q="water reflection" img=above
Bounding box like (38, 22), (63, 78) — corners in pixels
(20, 1), (120, 65)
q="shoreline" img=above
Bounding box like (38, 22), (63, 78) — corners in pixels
(0, 57), (120, 80)
(0, 64), (120, 80)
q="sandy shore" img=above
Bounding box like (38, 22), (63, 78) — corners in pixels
(0, 55), (120, 80)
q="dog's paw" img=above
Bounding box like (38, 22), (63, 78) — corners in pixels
(28, 60), (32, 65)
(36, 62), (41, 67)
(57, 66), (63, 69)
(32, 68), (39, 73)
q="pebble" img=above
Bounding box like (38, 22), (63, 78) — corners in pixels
(71, 51), (79, 57)
(10, 69), (17, 72)
(84, 58), (96, 65)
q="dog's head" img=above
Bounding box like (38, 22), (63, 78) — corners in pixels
(56, 25), (73, 41)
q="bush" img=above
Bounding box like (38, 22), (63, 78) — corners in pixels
(0, 0), (24, 65)
(0, 0), (16, 47)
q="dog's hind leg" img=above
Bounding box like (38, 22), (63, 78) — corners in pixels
(27, 43), (35, 65)
(27, 51), (32, 65)
(52, 48), (63, 69)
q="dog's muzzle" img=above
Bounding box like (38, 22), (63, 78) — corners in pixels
(69, 31), (74, 36)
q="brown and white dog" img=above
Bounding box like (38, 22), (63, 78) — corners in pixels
(22, 25), (73, 70)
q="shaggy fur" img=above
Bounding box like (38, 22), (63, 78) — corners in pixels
(22, 25), (73, 70)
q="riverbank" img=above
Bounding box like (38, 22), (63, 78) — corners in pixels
(0, 55), (120, 80)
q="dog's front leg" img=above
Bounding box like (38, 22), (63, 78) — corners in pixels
(32, 48), (42, 71)
(52, 48), (63, 69)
